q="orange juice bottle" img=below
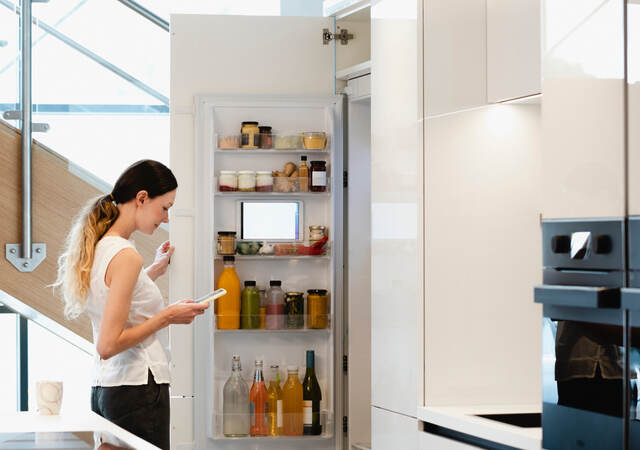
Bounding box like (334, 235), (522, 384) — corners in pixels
(282, 366), (303, 436)
(216, 256), (240, 329)
(249, 359), (268, 436)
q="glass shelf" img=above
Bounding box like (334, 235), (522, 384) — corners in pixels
(215, 148), (330, 154)
(210, 434), (333, 441)
(214, 254), (330, 260)
(214, 191), (330, 198)
(214, 327), (331, 334)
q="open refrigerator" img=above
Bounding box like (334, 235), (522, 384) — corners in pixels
(192, 95), (345, 449)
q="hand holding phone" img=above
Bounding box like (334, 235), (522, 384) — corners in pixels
(196, 288), (227, 305)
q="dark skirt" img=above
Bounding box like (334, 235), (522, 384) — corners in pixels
(91, 370), (170, 450)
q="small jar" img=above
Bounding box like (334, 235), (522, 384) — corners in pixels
(307, 289), (328, 329)
(241, 121), (260, 149)
(256, 171), (273, 192)
(259, 126), (273, 149)
(217, 231), (237, 255)
(238, 170), (256, 191)
(310, 161), (327, 192)
(308, 225), (327, 246)
(285, 292), (305, 329)
(218, 171), (237, 192)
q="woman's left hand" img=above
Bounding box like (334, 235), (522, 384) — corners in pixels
(146, 240), (174, 281)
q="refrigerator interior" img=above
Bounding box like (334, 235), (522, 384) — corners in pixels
(192, 95), (344, 449)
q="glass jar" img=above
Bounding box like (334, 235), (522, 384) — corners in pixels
(307, 289), (328, 329)
(259, 126), (273, 149)
(285, 292), (304, 329)
(256, 171), (274, 192)
(302, 131), (327, 150)
(241, 121), (260, 149)
(308, 225), (327, 246)
(219, 171), (238, 192)
(238, 171), (256, 191)
(309, 161), (327, 192)
(217, 231), (237, 255)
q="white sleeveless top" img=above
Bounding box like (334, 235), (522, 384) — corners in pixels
(85, 236), (171, 387)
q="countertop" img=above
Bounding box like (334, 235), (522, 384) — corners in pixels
(417, 404), (542, 450)
(0, 411), (159, 449)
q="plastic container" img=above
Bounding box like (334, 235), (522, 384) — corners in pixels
(218, 135), (241, 149)
(274, 134), (303, 150)
(302, 132), (327, 150)
(273, 177), (299, 193)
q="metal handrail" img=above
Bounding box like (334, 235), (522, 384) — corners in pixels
(21, 0), (32, 260)
(0, 0), (169, 105)
(116, 0), (169, 32)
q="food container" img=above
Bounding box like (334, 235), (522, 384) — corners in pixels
(285, 292), (305, 329)
(218, 171), (238, 192)
(217, 231), (237, 255)
(256, 171), (273, 192)
(274, 243), (298, 256)
(258, 126), (273, 149)
(302, 132), (327, 150)
(310, 161), (327, 192)
(241, 121), (260, 149)
(274, 134), (303, 150)
(308, 225), (327, 246)
(307, 289), (329, 329)
(238, 170), (256, 191)
(273, 176), (299, 193)
(236, 241), (261, 255)
(217, 135), (241, 149)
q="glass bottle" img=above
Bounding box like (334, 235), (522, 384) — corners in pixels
(241, 281), (260, 329)
(302, 350), (322, 435)
(249, 359), (268, 436)
(299, 155), (309, 192)
(223, 355), (250, 437)
(258, 287), (267, 329)
(216, 256), (240, 329)
(265, 280), (285, 330)
(282, 365), (303, 436)
(267, 365), (284, 436)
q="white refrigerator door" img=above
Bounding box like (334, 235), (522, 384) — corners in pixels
(169, 13), (346, 450)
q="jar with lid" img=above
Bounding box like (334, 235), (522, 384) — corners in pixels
(238, 171), (256, 191)
(309, 161), (327, 192)
(258, 126), (273, 149)
(307, 289), (328, 329)
(219, 171), (238, 192)
(241, 121), (260, 149)
(217, 231), (237, 255)
(308, 225), (327, 246)
(284, 292), (304, 329)
(256, 171), (273, 192)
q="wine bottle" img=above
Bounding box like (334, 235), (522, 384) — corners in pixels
(302, 350), (322, 435)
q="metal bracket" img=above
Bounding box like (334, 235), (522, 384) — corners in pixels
(2, 111), (49, 132)
(323, 28), (354, 45)
(6, 244), (47, 272)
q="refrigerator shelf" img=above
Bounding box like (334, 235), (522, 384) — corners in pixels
(215, 148), (330, 154)
(210, 434), (333, 441)
(214, 191), (331, 198)
(214, 327), (331, 334)
(214, 254), (331, 261)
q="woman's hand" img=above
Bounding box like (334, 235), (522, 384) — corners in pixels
(163, 299), (209, 325)
(146, 240), (174, 281)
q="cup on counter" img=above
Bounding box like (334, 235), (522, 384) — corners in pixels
(36, 380), (63, 415)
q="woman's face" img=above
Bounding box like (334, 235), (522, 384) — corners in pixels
(135, 189), (176, 234)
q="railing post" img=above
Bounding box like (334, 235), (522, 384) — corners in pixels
(17, 315), (28, 411)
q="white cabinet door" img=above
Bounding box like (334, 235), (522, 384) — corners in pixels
(487, 0), (541, 102)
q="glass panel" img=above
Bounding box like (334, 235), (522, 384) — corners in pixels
(27, 321), (92, 414)
(0, 1), (19, 128)
(0, 314), (17, 412)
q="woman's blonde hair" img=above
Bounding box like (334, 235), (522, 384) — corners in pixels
(53, 194), (119, 319)
(53, 159), (177, 319)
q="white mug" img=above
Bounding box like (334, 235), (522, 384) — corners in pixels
(36, 381), (63, 415)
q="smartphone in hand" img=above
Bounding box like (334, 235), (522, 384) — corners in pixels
(195, 288), (227, 305)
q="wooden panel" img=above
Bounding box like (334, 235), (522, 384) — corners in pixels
(0, 121), (168, 343)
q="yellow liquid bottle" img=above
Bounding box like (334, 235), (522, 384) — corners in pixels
(282, 366), (303, 436)
(267, 365), (284, 436)
(216, 256), (240, 329)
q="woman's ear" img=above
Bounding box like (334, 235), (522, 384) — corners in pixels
(136, 190), (149, 205)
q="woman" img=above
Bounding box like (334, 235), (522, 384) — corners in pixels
(53, 159), (208, 449)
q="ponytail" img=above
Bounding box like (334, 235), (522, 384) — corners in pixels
(52, 193), (119, 319)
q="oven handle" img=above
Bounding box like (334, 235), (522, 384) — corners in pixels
(534, 285), (620, 309)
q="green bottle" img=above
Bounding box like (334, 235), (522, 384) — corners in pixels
(302, 350), (322, 435)
(241, 281), (260, 329)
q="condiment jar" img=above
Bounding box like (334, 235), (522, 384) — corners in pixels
(285, 292), (304, 329)
(219, 171), (238, 192)
(308, 225), (327, 246)
(259, 126), (273, 149)
(310, 161), (327, 192)
(217, 231), (237, 255)
(241, 121), (260, 149)
(256, 171), (274, 192)
(238, 170), (256, 191)
(307, 289), (328, 329)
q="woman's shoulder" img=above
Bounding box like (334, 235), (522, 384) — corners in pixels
(97, 236), (140, 261)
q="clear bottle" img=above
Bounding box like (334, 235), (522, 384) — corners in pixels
(249, 359), (269, 436)
(267, 365), (284, 436)
(299, 155), (309, 192)
(282, 365), (303, 436)
(302, 350), (322, 435)
(223, 355), (250, 437)
(265, 280), (285, 330)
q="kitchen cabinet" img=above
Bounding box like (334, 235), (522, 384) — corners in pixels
(487, 0), (541, 102)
